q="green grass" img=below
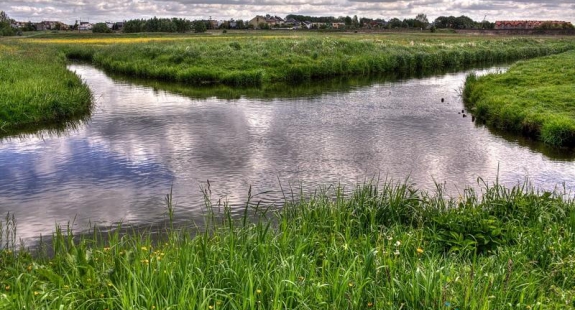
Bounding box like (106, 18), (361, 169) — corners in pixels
(57, 33), (575, 86)
(2, 180), (575, 309)
(464, 50), (575, 147)
(0, 42), (92, 135)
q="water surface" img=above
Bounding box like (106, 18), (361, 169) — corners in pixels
(1, 64), (574, 242)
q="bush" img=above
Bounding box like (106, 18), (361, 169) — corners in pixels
(92, 23), (112, 33)
(194, 21), (206, 33)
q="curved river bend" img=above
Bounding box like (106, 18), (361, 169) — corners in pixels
(1, 64), (574, 242)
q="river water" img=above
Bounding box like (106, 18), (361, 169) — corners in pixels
(1, 64), (574, 242)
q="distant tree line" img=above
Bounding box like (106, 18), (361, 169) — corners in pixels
(286, 14), (342, 23)
(122, 17), (197, 33)
(537, 21), (574, 29)
(434, 15), (494, 29)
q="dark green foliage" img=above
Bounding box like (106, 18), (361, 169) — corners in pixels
(0, 11), (14, 36)
(91, 23), (112, 33)
(123, 17), (192, 33)
(193, 21), (207, 33)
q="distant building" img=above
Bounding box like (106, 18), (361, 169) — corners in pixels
(78, 21), (93, 31)
(494, 20), (573, 30)
(248, 14), (284, 29)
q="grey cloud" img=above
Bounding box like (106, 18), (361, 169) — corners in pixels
(4, 0), (574, 24)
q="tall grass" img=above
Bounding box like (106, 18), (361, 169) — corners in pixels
(0, 42), (92, 135)
(59, 35), (575, 86)
(2, 179), (575, 309)
(464, 50), (575, 147)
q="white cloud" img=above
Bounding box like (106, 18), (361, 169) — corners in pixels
(3, 0), (573, 24)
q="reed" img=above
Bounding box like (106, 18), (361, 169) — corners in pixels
(2, 179), (574, 309)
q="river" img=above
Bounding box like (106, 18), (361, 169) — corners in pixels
(1, 64), (574, 243)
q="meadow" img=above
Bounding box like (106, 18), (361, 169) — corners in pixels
(1, 180), (575, 309)
(0, 41), (92, 135)
(464, 50), (575, 147)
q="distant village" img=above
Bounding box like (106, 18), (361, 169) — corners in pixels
(5, 13), (575, 34)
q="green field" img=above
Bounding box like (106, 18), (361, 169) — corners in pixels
(1, 180), (575, 309)
(464, 50), (575, 147)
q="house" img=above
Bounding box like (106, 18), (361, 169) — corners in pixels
(10, 21), (26, 29)
(113, 22), (124, 31)
(78, 21), (93, 31)
(248, 14), (284, 29)
(33, 21), (67, 31)
(331, 22), (346, 29)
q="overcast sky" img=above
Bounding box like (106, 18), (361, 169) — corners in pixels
(3, 0), (574, 25)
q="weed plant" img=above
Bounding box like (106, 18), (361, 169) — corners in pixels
(1, 179), (575, 309)
(0, 42), (92, 134)
(464, 50), (575, 147)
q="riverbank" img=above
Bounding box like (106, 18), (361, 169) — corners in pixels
(61, 34), (575, 86)
(464, 50), (575, 147)
(2, 181), (574, 309)
(0, 42), (92, 135)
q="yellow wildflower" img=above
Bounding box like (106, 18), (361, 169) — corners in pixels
(141, 246), (148, 251)
(417, 248), (424, 254)
(256, 289), (262, 294)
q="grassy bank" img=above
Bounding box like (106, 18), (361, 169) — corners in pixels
(2, 180), (575, 309)
(0, 42), (92, 135)
(464, 50), (575, 147)
(55, 33), (575, 86)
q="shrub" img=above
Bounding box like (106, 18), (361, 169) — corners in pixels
(92, 23), (112, 33)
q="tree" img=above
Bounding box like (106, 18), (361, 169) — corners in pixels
(388, 18), (403, 29)
(0, 11), (8, 23)
(194, 21), (206, 33)
(0, 11), (15, 36)
(415, 14), (429, 28)
(92, 23), (112, 33)
(344, 16), (352, 28)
